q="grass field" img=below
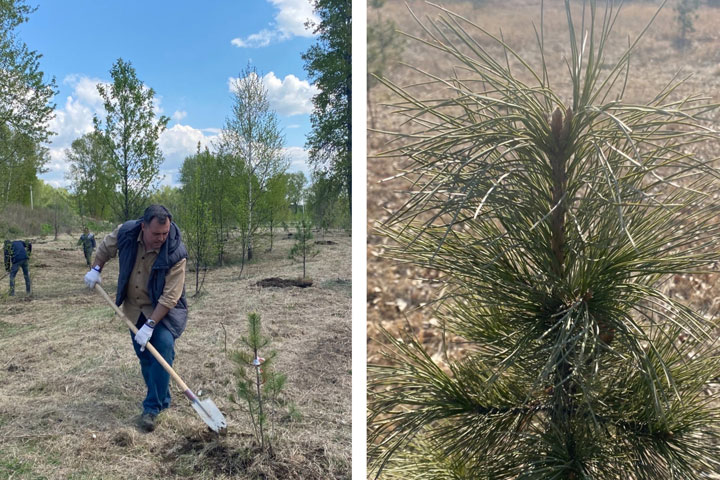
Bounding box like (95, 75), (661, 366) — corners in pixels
(0, 230), (351, 479)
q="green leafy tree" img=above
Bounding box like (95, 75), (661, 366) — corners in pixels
(229, 312), (288, 451)
(66, 131), (115, 220)
(289, 217), (319, 279)
(369, 2), (720, 478)
(48, 187), (72, 240)
(257, 173), (290, 252)
(148, 185), (182, 220)
(179, 146), (216, 296)
(95, 58), (169, 221)
(286, 171), (307, 216)
(206, 150), (237, 266)
(303, 0), (352, 213)
(0, 123), (47, 208)
(0, 0), (56, 144)
(219, 64), (287, 263)
(307, 172), (348, 233)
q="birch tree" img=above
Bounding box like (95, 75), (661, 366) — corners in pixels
(220, 64), (287, 261)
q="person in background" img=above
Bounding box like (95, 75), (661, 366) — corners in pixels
(78, 227), (96, 267)
(83, 205), (188, 432)
(4, 239), (32, 297)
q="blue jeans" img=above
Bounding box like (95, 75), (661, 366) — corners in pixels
(130, 320), (175, 415)
(9, 259), (30, 295)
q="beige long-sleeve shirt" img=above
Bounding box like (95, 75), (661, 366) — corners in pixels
(95, 226), (186, 325)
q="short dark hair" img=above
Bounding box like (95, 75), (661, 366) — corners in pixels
(142, 204), (172, 225)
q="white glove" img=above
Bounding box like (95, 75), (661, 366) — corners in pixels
(84, 267), (101, 289)
(134, 323), (154, 352)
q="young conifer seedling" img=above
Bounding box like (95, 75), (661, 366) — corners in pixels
(289, 218), (319, 279)
(230, 312), (287, 451)
(369, 1), (720, 478)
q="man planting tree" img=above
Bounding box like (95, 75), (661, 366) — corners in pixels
(83, 205), (188, 432)
(4, 239), (32, 297)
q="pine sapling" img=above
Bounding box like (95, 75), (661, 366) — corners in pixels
(289, 218), (319, 279)
(368, 1), (720, 478)
(229, 312), (288, 451)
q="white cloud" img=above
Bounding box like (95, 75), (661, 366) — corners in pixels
(231, 0), (318, 48)
(272, 0), (317, 37)
(228, 71), (317, 117)
(172, 110), (187, 121)
(158, 123), (220, 184)
(263, 72), (318, 116)
(284, 146), (311, 178)
(40, 75), (106, 187)
(39, 74), (219, 189)
(49, 76), (105, 148)
(231, 30), (277, 48)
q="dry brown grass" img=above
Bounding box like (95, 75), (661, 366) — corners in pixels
(0, 230), (350, 479)
(367, 0), (720, 363)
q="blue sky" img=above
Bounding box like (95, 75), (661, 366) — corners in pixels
(18, 0), (320, 188)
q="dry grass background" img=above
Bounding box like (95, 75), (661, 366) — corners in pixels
(0, 230), (350, 479)
(367, 0), (720, 364)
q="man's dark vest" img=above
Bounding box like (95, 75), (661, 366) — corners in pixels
(10, 241), (29, 263)
(115, 219), (188, 338)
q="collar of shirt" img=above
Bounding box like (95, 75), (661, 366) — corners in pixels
(136, 229), (161, 255)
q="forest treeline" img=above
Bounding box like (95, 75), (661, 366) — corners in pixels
(1, 0), (351, 265)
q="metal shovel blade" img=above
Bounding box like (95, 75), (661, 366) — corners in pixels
(192, 398), (227, 433)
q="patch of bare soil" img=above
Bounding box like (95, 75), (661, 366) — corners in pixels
(0, 230), (350, 479)
(257, 277), (313, 288)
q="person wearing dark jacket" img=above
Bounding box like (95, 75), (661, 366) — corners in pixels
(83, 205), (188, 432)
(77, 227), (96, 267)
(4, 239), (32, 296)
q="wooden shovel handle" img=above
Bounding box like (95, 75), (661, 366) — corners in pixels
(94, 284), (192, 395)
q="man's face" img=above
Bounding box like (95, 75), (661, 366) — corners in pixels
(141, 218), (171, 251)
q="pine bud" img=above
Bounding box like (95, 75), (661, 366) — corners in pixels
(550, 107), (563, 144)
(560, 107), (573, 144)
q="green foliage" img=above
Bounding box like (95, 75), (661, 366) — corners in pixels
(306, 172), (350, 231)
(257, 173), (291, 251)
(65, 131), (115, 219)
(0, 123), (48, 209)
(178, 146), (217, 295)
(148, 185), (182, 219)
(95, 58), (169, 221)
(675, 0), (699, 48)
(368, 1), (720, 478)
(0, 0), (57, 145)
(205, 151), (240, 266)
(289, 218), (319, 279)
(286, 171), (307, 216)
(0, 0), (55, 214)
(229, 312), (291, 451)
(303, 0), (352, 212)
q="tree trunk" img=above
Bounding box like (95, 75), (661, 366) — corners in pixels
(247, 176), (253, 261)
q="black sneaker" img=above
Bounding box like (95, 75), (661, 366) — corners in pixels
(138, 413), (157, 432)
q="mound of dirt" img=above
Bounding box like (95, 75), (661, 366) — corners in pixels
(256, 277), (313, 288)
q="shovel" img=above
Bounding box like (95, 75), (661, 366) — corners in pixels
(94, 284), (227, 433)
